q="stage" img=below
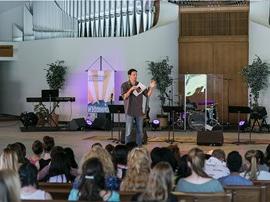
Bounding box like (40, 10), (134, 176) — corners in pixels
(0, 120), (270, 163)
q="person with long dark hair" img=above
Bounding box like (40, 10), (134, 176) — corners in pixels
(68, 158), (119, 201)
(20, 163), (52, 200)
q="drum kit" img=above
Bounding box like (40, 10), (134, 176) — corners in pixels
(172, 98), (220, 131)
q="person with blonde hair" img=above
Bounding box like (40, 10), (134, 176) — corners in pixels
(77, 146), (119, 190)
(241, 150), (270, 180)
(120, 147), (151, 192)
(80, 146), (115, 177)
(176, 147), (223, 192)
(134, 162), (177, 202)
(0, 148), (19, 171)
(0, 169), (21, 202)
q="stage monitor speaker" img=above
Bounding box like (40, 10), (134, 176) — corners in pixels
(197, 131), (223, 146)
(69, 118), (86, 131)
(91, 117), (111, 130)
(121, 129), (148, 144)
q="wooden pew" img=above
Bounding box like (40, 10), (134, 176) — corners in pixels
(173, 192), (232, 202)
(120, 191), (232, 202)
(253, 180), (270, 202)
(120, 191), (137, 201)
(224, 185), (266, 202)
(38, 182), (72, 200)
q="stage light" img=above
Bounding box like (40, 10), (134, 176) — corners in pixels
(86, 116), (93, 126)
(239, 120), (245, 126)
(239, 120), (247, 131)
(152, 119), (160, 130)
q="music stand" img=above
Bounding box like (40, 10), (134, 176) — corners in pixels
(228, 106), (252, 144)
(162, 106), (184, 144)
(108, 105), (125, 143)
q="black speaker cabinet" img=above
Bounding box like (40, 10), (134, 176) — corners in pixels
(197, 131), (223, 146)
(69, 118), (86, 131)
(91, 116), (111, 130)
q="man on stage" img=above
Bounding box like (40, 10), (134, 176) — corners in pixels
(121, 68), (156, 145)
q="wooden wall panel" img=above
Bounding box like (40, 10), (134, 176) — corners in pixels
(179, 37), (248, 123)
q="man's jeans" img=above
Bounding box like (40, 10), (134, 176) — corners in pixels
(125, 114), (144, 146)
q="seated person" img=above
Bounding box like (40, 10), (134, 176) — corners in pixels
(132, 162), (177, 202)
(204, 149), (230, 179)
(68, 158), (119, 201)
(219, 151), (252, 186)
(19, 163), (52, 200)
(241, 150), (270, 180)
(175, 148), (224, 193)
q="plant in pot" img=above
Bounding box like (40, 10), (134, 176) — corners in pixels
(241, 56), (270, 128)
(147, 57), (173, 128)
(34, 103), (49, 127)
(44, 60), (67, 126)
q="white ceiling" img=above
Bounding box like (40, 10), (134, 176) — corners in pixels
(0, 1), (25, 14)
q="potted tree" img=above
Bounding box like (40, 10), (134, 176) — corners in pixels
(241, 56), (270, 107)
(44, 60), (67, 126)
(147, 57), (173, 128)
(241, 56), (270, 129)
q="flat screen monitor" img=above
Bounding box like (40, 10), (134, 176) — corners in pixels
(41, 89), (59, 98)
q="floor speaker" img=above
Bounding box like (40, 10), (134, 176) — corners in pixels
(92, 117), (111, 130)
(197, 130), (223, 146)
(69, 118), (86, 131)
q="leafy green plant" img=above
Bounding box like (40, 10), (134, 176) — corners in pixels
(34, 103), (49, 124)
(241, 56), (270, 106)
(45, 60), (67, 90)
(147, 57), (173, 112)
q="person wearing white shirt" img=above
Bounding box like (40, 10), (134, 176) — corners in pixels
(204, 149), (230, 179)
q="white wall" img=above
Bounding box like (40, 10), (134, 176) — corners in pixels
(249, 21), (270, 119)
(0, 20), (179, 121)
(0, 5), (24, 41)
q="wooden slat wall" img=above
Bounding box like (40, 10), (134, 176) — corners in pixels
(179, 6), (249, 123)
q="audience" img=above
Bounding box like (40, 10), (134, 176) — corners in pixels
(0, 148), (19, 171)
(65, 147), (79, 180)
(79, 145), (119, 190)
(39, 136), (55, 170)
(0, 169), (21, 202)
(8, 142), (28, 165)
(219, 151), (252, 186)
(120, 147), (150, 192)
(133, 162), (177, 202)
(175, 148), (224, 192)
(204, 149), (230, 179)
(265, 144), (270, 169)
(256, 150), (269, 171)
(175, 154), (191, 183)
(68, 158), (119, 201)
(19, 162), (52, 200)
(152, 147), (178, 172)
(241, 150), (270, 180)
(112, 145), (128, 179)
(105, 144), (115, 155)
(28, 140), (43, 168)
(4, 136), (270, 201)
(46, 149), (71, 183)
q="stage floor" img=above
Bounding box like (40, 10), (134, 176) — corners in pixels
(0, 121), (270, 163)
